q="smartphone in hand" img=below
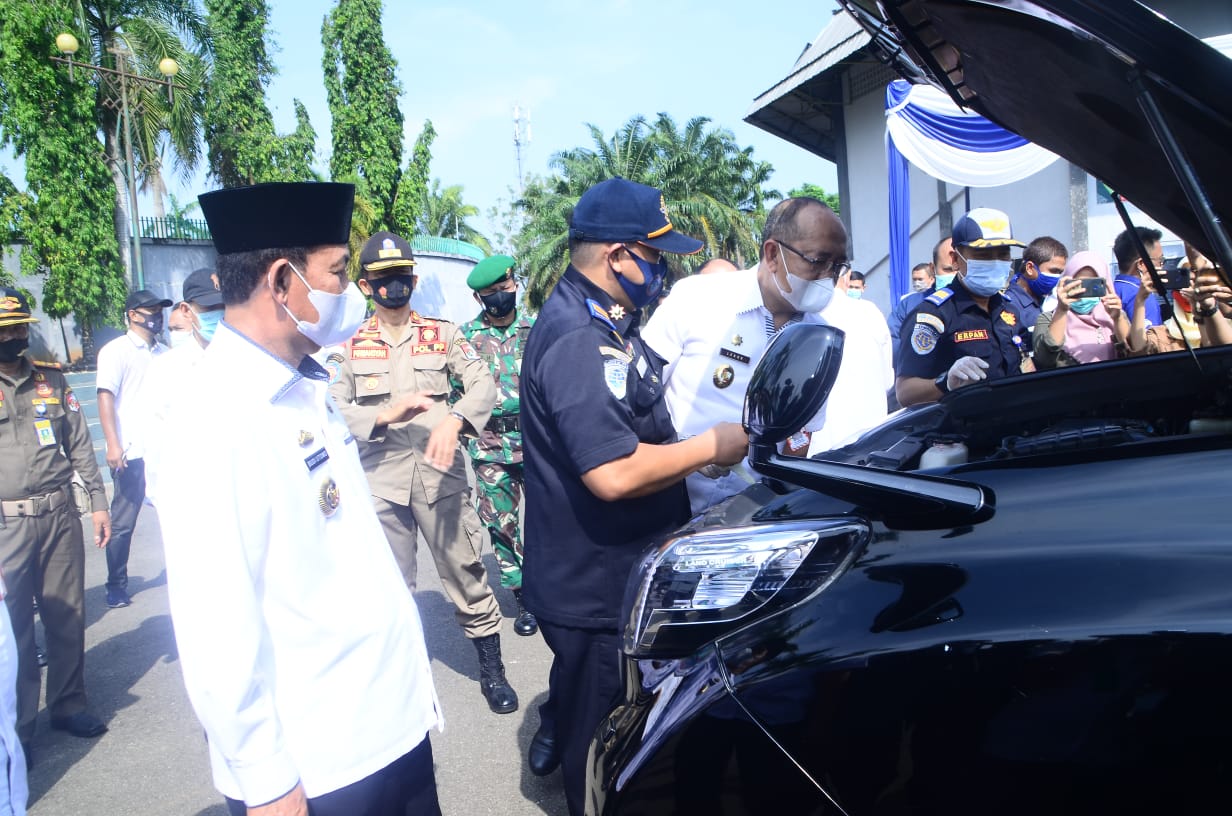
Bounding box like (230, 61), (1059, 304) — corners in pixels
(1077, 278), (1108, 298)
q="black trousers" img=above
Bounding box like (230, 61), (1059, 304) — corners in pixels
(537, 621), (621, 816)
(225, 736), (440, 816)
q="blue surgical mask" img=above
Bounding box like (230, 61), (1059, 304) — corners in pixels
(846, 288), (863, 300)
(193, 307), (223, 343)
(615, 245), (667, 309)
(935, 273), (956, 290)
(1027, 267), (1061, 299)
(1069, 297), (1099, 315)
(960, 255), (1013, 297)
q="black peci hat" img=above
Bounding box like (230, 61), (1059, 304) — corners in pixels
(198, 182), (355, 255)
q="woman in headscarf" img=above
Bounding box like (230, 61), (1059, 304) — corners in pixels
(1033, 250), (1132, 369)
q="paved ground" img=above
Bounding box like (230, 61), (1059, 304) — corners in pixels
(26, 501), (567, 815)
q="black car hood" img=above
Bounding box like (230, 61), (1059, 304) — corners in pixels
(838, 0), (1232, 256)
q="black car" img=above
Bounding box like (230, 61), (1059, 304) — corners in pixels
(587, 1), (1232, 814)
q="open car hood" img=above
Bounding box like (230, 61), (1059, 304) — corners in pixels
(838, 0), (1232, 260)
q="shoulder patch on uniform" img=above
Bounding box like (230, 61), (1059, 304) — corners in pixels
(586, 299), (619, 334)
(457, 337), (480, 361)
(911, 323), (941, 355)
(915, 312), (945, 333)
(603, 358), (628, 399)
(599, 345), (633, 364)
(925, 288), (954, 306)
(356, 316), (380, 337)
(324, 352), (346, 384)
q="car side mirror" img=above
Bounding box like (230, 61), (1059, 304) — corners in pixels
(743, 322), (845, 453)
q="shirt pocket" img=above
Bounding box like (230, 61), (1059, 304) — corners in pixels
(411, 354), (450, 396)
(350, 366), (392, 403)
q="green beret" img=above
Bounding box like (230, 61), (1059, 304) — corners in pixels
(467, 255), (516, 290)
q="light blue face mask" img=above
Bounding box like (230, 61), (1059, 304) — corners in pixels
(846, 288), (863, 300)
(960, 256), (1014, 297)
(193, 307), (224, 343)
(935, 273), (957, 290)
(1069, 297), (1099, 315)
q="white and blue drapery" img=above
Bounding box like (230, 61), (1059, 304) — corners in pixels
(885, 79), (1060, 301)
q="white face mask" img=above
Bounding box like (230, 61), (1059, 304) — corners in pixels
(276, 261), (368, 348)
(774, 247), (835, 313)
(168, 329), (195, 349)
(911, 278), (932, 293)
(959, 252), (1014, 297)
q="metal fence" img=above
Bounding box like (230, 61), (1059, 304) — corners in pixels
(139, 216), (211, 241)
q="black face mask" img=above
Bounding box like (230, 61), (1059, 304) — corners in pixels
(134, 311), (163, 335)
(366, 274), (415, 309)
(479, 289), (517, 319)
(0, 336), (27, 363)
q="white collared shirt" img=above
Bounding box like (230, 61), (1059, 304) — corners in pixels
(808, 292), (896, 454)
(95, 330), (166, 460)
(643, 265), (830, 513)
(154, 322), (440, 805)
(143, 339), (206, 505)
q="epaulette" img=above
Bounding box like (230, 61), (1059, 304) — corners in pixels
(925, 287), (954, 306)
(586, 299), (619, 335)
(355, 315), (381, 338)
(32, 360), (62, 369)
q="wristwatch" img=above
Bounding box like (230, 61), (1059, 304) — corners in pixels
(934, 372), (950, 394)
(448, 410), (468, 429)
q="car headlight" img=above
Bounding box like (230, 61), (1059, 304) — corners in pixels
(623, 519), (867, 658)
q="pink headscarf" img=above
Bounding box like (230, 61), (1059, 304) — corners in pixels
(1061, 250), (1118, 364)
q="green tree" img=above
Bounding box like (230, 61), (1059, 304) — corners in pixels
(391, 119), (434, 236)
(203, 0), (317, 187)
(0, 0), (127, 361)
(788, 182), (840, 216)
(516, 113), (778, 307)
(322, 0), (402, 230)
(419, 179), (492, 254)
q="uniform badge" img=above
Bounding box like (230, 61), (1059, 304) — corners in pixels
(603, 358), (628, 399)
(911, 323), (941, 355)
(34, 402), (47, 416)
(421, 327), (437, 343)
(719, 348), (751, 365)
(732, 334), (743, 347)
(298, 430), (315, 447)
(318, 478), (341, 517)
(599, 346), (632, 364)
(713, 364), (735, 389)
(1000, 311), (1018, 326)
(35, 383), (53, 398)
(365, 377), (380, 391)
(65, 390), (80, 412)
(324, 352), (346, 384)
(609, 304), (626, 321)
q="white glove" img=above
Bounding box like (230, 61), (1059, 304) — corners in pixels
(947, 356), (990, 391)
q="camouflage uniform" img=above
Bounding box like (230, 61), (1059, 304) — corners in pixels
(458, 312), (534, 589)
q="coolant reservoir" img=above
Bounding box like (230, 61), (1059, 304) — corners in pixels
(1188, 418), (1232, 434)
(920, 441), (969, 469)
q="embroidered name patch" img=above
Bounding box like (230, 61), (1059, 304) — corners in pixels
(350, 339), (388, 360)
(719, 348), (751, 364)
(954, 329), (990, 343)
(304, 447), (330, 472)
(411, 342), (447, 355)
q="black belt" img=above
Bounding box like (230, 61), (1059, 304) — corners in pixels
(486, 415), (520, 434)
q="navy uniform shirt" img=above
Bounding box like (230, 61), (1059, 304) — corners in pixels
(1001, 277), (1045, 340)
(522, 266), (688, 629)
(897, 281), (1026, 382)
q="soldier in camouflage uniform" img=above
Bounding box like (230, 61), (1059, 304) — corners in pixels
(460, 255), (537, 636)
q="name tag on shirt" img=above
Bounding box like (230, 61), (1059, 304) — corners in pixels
(34, 419), (56, 447)
(305, 447), (330, 472)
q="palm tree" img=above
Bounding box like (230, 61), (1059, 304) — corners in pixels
(65, 0), (210, 285)
(419, 179), (493, 254)
(516, 114), (779, 307)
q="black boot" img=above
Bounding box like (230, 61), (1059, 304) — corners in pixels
(473, 634), (518, 714)
(512, 589), (538, 637)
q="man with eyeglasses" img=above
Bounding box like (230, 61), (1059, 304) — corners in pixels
(1113, 226), (1164, 327)
(896, 208), (1030, 407)
(644, 196), (864, 512)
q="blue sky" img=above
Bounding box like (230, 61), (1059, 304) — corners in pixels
(6, 1), (843, 242)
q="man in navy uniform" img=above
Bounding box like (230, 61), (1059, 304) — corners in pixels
(896, 208), (1029, 406)
(520, 177), (749, 814)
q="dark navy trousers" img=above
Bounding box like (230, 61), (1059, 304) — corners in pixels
(105, 457), (145, 594)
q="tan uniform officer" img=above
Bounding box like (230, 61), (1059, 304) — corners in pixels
(327, 231), (518, 715)
(0, 288), (111, 764)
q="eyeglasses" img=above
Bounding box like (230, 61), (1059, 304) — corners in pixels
(776, 240), (850, 278)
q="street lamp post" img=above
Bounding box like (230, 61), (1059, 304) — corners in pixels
(51, 33), (180, 292)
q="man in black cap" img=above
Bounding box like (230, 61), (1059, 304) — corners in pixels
(95, 288), (171, 609)
(144, 268), (225, 501)
(328, 230), (519, 717)
(521, 177), (749, 813)
(154, 183), (442, 816)
(0, 287), (111, 762)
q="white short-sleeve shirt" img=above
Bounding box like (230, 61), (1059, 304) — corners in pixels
(95, 330), (166, 460)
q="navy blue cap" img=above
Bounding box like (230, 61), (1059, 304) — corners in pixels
(569, 178), (703, 255)
(181, 267), (224, 308)
(952, 207), (1025, 248)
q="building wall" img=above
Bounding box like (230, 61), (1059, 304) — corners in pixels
(5, 240), (482, 365)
